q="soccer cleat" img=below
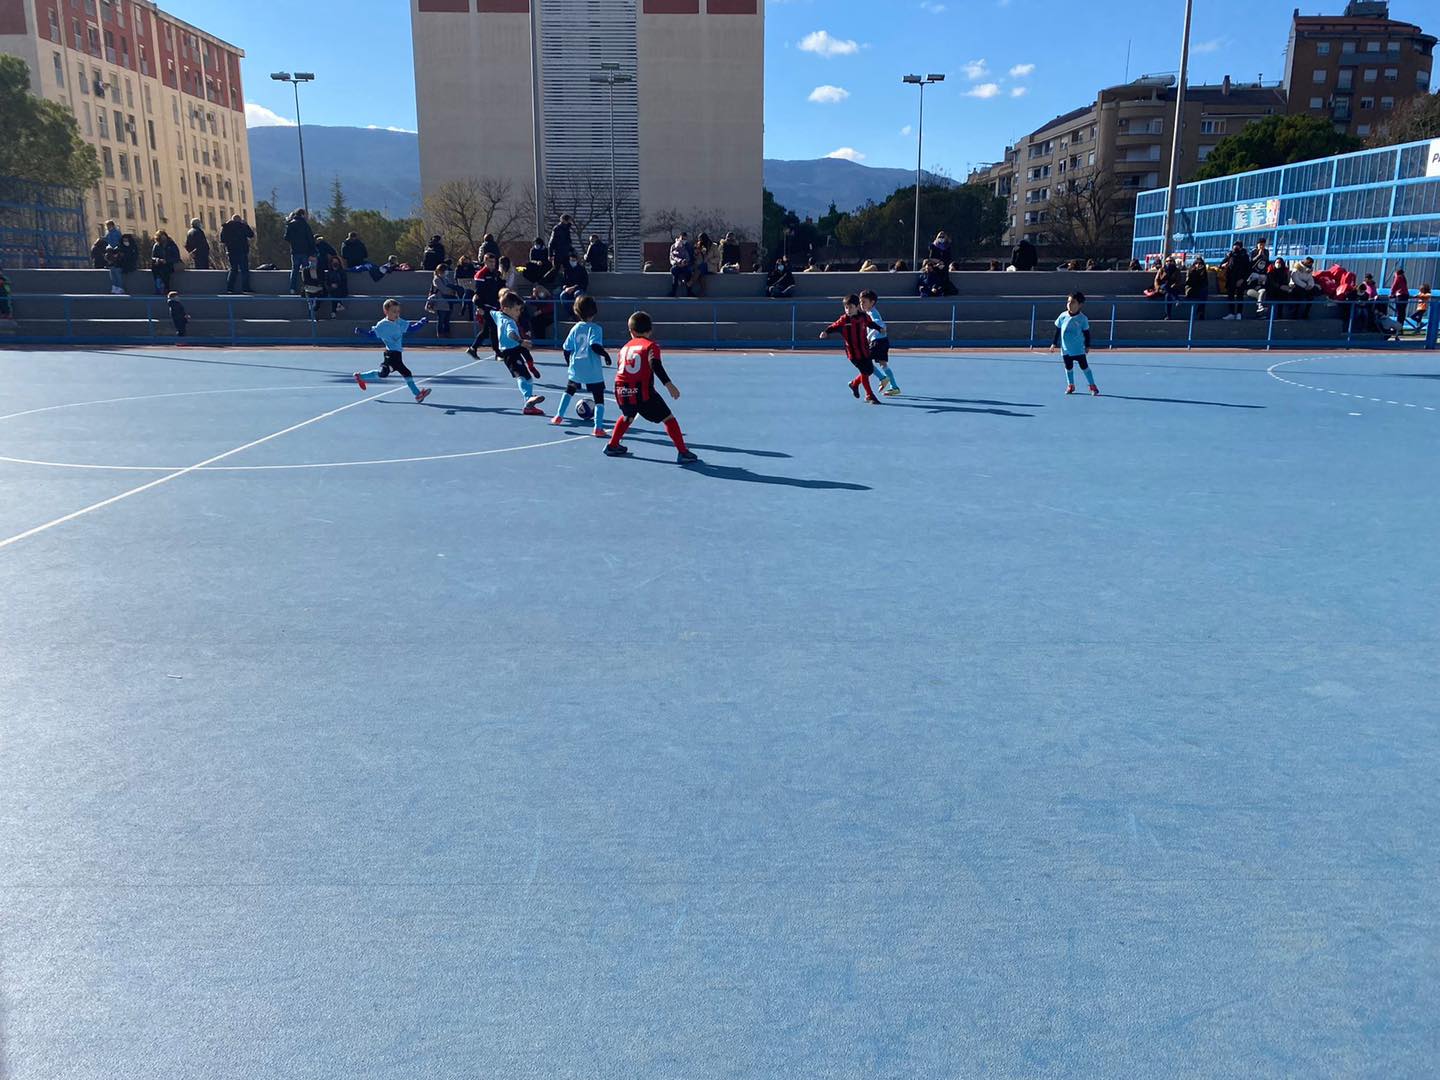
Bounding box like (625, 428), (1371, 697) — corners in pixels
(525, 394), (546, 408)
(522, 404), (545, 416)
(865, 397), (881, 405)
(353, 373), (367, 391)
(465, 347), (479, 359)
(877, 377), (891, 392)
(592, 427), (609, 438)
(527, 363), (542, 380)
(850, 381), (860, 399)
(550, 415), (566, 425)
(677, 450), (700, 465)
(883, 387), (902, 397)
(1089, 384), (1101, 396)
(415, 388), (431, 403)
(1065, 384), (1076, 395)
(603, 444), (630, 457)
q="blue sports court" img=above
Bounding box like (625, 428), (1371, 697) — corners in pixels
(2, 343), (1438, 1078)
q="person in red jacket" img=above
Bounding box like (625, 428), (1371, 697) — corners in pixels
(604, 311), (699, 465)
(819, 294), (881, 403)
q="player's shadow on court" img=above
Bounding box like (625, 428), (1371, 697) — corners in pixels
(882, 400), (1036, 418)
(1102, 394), (1264, 409)
(379, 400), (515, 416)
(621, 435), (791, 459)
(907, 395), (1046, 409)
(672, 460), (870, 490)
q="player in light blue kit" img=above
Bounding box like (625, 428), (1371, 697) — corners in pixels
(493, 291), (547, 416)
(1050, 291), (1100, 396)
(552, 294), (613, 436)
(858, 288), (901, 396)
(352, 298), (432, 402)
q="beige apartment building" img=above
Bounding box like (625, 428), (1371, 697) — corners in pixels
(1283, 1), (1435, 138)
(0, 0), (254, 246)
(410, 0), (763, 269)
(970, 78), (1286, 256)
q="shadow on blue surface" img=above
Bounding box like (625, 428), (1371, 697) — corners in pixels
(622, 436), (791, 460)
(616, 453), (871, 490)
(1101, 394), (1266, 409)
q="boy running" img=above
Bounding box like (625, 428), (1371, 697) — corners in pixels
(494, 291), (547, 415)
(858, 289), (901, 396)
(819, 294), (881, 403)
(604, 311), (699, 464)
(352, 299), (432, 402)
(552, 294), (612, 437)
(1050, 291), (1099, 396)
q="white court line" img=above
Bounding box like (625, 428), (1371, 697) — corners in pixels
(0, 383), (341, 423)
(1266, 355), (1439, 415)
(0, 357), (484, 552)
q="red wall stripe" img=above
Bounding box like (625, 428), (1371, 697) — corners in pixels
(643, 0), (700, 12)
(707, 0), (756, 11)
(419, 0), (470, 10)
(475, 0), (527, 10)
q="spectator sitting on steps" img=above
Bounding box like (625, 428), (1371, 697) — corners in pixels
(559, 253), (589, 304)
(720, 231), (740, 273)
(314, 234), (339, 271)
(584, 234), (609, 273)
(150, 229), (181, 295)
(766, 256), (796, 298)
(1010, 237), (1038, 271)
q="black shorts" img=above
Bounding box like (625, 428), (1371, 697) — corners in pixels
(380, 350), (412, 379)
(616, 383), (672, 424)
(498, 347), (532, 379)
(870, 339), (890, 366)
(566, 380), (606, 399)
(848, 353), (876, 378)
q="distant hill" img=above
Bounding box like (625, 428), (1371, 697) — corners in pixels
(248, 126), (952, 222)
(763, 158), (955, 220)
(248, 125), (420, 216)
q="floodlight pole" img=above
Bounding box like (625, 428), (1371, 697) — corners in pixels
(905, 74), (945, 269)
(270, 72), (314, 212)
(591, 64), (632, 268)
(529, 1), (545, 239)
(1161, 0), (1194, 258)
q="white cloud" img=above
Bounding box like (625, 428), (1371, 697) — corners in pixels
(366, 124), (417, 133)
(966, 83), (1002, 99)
(1192, 37), (1228, 54)
(826, 147), (866, 162)
(1009, 63), (1035, 78)
(920, 1), (947, 11)
(1010, 86), (1028, 97)
(808, 85), (850, 104)
(245, 102), (294, 128)
(962, 58), (990, 80)
(798, 30), (860, 58)
(900, 124), (913, 135)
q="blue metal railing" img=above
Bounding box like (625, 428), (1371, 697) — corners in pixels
(1, 292), (1432, 350)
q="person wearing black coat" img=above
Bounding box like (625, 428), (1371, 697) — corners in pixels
(91, 234), (109, 269)
(219, 214), (254, 293)
(479, 233), (502, 261)
(558, 255), (589, 303)
(184, 218), (211, 270)
(421, 235), (446, 272)
(1184, 256), (1210, 320)
(283, 209), (317, 293)
(150, 230), (182, 294)
(548, 214), (574, 266)
(584, 234), (609, 273)
(322, 255), (348, 317)
(766, 257), (796, 298)
(341, 232), (368, 269)
(528, 237), (549, 268)
(1011, 238), (1038, 271)
(1220, 241), (1252, 319)
(314, 234), (339, 270)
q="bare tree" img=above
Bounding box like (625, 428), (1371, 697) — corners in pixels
(643, 206), (748, 242)
(420, 176), (527, 254)
(542, 171), (640, 246)
(1044, 170), (1132, 262)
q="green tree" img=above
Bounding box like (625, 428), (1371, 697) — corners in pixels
(835, 183), (1005, 264)
(318, 176), (351, 241)
(1190, 114), (1362, 181)
(1367, 90), (1440, 147)
(761, 188), (823, 263)
(0, 55), (100, 190)
(252, 196), (286, 265)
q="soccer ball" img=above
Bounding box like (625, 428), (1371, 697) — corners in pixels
(576, 400), (595, 420)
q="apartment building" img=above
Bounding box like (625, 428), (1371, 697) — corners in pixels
(970, 78), (1285, 253)
(0, 0), (254, 242)
(410, 0), (764, 270)
(1283, 1), (1436, 138)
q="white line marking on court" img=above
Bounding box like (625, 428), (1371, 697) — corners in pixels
(1266, 355), (1439, 415)
(0, 383), (340, 423)
(0, 358), (484, 552)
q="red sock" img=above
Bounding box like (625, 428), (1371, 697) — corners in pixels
(849, 374), (862, 388)
(860, 374), (876, 400)
(663, 416), (689, 454)
(607, 415), (632, 448)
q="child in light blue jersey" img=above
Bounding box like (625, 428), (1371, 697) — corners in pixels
(495, 291), (547, 416)
(858, 289), (901, 396)
(1050, 291), (1099, 396)
(552, 294), (612, 436)
(352, 298), (432, 402)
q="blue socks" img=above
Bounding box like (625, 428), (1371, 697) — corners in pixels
(555, 391), (573, 418)
(517, 377), (533, 399)
(1082, 366), (1096, 387)
(403, 376), (421, 396)
(594, 402), (606, 430)
(875, 363), (899, 391)
(358, 368), (381, 381)
(1066, 368), (1076, 387)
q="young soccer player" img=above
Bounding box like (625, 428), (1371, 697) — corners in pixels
(552, 294), (612, 437)
(494, 291), (547, 416)
(166, 291), (189, 337)
(352, 299), (433, 403)
(819, 294), (881, 403)
(604, 311), (699, 464)
(858, 289), (901, 396)
(1050, 291), (1099, 396)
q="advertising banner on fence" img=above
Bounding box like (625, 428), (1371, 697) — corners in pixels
(1427, 138), (1440, 178)
(1233, 199), (1281, 232)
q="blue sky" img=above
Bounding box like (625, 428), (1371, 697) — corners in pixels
(169, 0), (1435, 172)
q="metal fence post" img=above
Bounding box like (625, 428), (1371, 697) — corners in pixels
(1266, 302), (1276, 350)
(1344, 302), (1354, 349)
(228, 296), (237, 346)
(1029, 302), (1037, 349)
(64, 295), (73, 342)
(1109, 302), (1117, 350)
(1427, 305), (1439, 351)
(712, 301), (718, 350)
(1187, 300), (1195, 350)
(790, 302), (797, 350)
(949, 302), (957, 349)
(145, 296), (155, 341)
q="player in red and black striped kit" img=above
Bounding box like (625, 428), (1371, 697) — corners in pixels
(604, 311), (700, 464)
(820, 295), (882, 404)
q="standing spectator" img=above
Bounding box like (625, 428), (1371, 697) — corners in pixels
(668, 231), (693, 297)
(720, 231), (740, 272)
(314, 234), (339, 271)
(421, 235), (446, 272)
(341, 231), (369, 269)
(1389, 265), (1410, 327)
(102, 219), (125, 292)
(1127, 258), (1143, 271)
(1220, 242), (1251, 320)
(584, 233), (609, 273)
(426, 262), (461, 337)
(1184, 255), (1209, 320)
(184, 218), (211, 270)
(90, 230), (109, 269)
(928, 230), (952, 266)
(690, 232), (713, 297)
(150, 229), (181, 295)
(766, 256), (796, 298)
(117, 233), (140, 277)
(558, 252), (589, 305)
(220, 214), (254, 294)
(464, 252), (507, 358)
(548, 213), (575, 266)
(479, 233), (502, 261)
(284, 208), (317, 294)
(1010, 237), (1038, 271)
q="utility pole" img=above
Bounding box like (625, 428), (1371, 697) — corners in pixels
(1160, 0), (1194, 258)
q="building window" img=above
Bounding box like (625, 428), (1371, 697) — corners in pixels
(1356, 124), (1371, 136)
(1197, 145), (1215, 161)
(127, 114), (136, 144)
(52, 52), (64, 87)
(1363, 69), (1377, 83)
(138, 192), (146, 221)
(101, 146), (114, 177)
(1338, 69), (1354, 90)
(123, 189), (133, 218)
(48, 7), (61, 41)
(1381, 96), (1395, 110)
(172, 97), (180, 124)
(147, 119), (156, 148)
(118, 153), (129, 180)
(119, 38), (128, 68)
(1360, 96), (1374, 109)
(1087, 151), (1095, 167)
(124, 78), (132, 106)
(1365, 40), (1380, 53)
(142, 84), (150, 111)
(179, 174), (187, 194)
(104, 29), (115, 63)
(1316, 41), (1331, 56)
(81, 102), (92, 135)
(156, 195), (165, 222)
(97, 109), (108, 138)
(1341, 40), (1355, 54)
(88, 26), (100, 55)
(106, 188), (118, 218)
(152, 158), (161, 184)
(1419, 70), (1432, 89)
(1313, 69), (1327, 84)
(1309, 96), (1324, 108)
(1387, 40), (1400, 55)
(1385, 67), (1398, 82)
(1200, 119), (1227, 135)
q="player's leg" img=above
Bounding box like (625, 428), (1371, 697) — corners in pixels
(855, 357), (879, 403)
(605, 392), (637, 455)
(1063, 354), (1076, 393)
(1077, 354), (1099, 395)
(644, 398), (697, 462)
(552, 380), (580, 424)
(353, 351), (389, 390)
(589, 382), (608, 436)
(389, 353), (429, 402)
(873, 341), (900, 394)
(504, 350), (545, 413)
